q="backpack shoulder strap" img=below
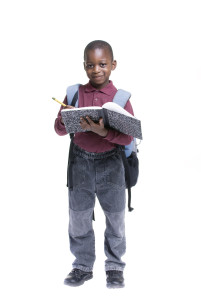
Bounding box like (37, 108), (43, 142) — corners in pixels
(113, 89), (136, 156)
(112, 89), (131, 107)
(66, 84), (81, 107)
(113, 89), (135, 212)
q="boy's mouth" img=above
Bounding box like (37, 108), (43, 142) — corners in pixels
(92, 75), (104, 80)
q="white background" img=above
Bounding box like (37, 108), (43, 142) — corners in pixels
(0, 0), (201, 299)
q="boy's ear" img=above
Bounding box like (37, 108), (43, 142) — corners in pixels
(112, 60), (117, 71)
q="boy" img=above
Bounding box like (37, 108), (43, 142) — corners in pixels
(54, 40), (134, 288)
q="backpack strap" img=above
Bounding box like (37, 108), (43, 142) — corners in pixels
(113, 89), (137, 157)
(112, 89), (131, 107)
(112, 89), (134, 212)
(66, 85), (80, 191)
(66, 84), (81, 107)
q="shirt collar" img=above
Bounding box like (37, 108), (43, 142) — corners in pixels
(84, 80), (115, 96)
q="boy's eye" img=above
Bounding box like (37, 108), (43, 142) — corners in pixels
(86, 64), (93, 69)
(100, 63), (106, 68)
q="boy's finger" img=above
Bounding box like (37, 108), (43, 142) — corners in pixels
(99, 118), (105, 129)
(80, 117), (90, 128)
(80, 117), (87, 124)
(86, 116), (95, 125)
(99, 118), (104, 125)
(80, 118), (91, 131)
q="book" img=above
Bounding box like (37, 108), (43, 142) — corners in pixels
(61, 102), (142, 139)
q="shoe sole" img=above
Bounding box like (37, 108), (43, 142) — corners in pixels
(107, 282), (125, 289)
(64, 274), (93, 287)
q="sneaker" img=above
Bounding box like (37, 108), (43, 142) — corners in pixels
(106, 270), (125, 288)
(64, 268), (93, 287)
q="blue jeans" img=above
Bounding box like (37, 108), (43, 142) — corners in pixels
(68, 144), (126, 272)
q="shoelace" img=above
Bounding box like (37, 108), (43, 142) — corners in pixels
(72, 268), (83, 279)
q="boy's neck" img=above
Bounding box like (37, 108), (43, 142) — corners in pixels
(89, 80), (110, 90)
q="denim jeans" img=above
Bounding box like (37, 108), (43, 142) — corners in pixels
(68, 144), (126, 272)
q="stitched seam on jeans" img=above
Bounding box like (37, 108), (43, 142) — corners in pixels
(69, 206), (94, 213)
(104, 209), (125, 215)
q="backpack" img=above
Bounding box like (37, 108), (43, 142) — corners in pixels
(66, 84), (139, 213)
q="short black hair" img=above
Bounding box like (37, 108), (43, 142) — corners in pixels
(84, 40), (114, 61)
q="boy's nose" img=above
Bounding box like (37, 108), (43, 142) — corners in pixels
(93, 65), (101, 73)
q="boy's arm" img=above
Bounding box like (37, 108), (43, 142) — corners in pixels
(54, 96), (68, 136)
(104, 129), (133, 145)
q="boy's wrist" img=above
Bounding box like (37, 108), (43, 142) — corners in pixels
(100, 128), (108, 137)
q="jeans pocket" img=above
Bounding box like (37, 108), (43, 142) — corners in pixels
(72, 156), (85, 187)
(72, 156), (94, 189)
(105, 154), (125, 189)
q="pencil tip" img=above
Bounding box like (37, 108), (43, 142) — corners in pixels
(52, 97), (55, 100)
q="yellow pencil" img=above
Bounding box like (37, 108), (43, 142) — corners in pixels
(52, 97), (67, 107)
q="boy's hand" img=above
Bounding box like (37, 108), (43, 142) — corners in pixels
(65, 105), (75, 109)
(80, 116), (108, 137)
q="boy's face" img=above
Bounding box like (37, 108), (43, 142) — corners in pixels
(84, 48), (117, 90)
